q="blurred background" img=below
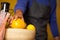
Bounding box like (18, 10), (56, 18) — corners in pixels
(0, 0), (60, 40)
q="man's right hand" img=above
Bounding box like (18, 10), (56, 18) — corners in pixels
(8, 9), (24, 25)
(54, 36), (60, 40)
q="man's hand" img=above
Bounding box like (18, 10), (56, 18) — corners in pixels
(8, 10), (24, 25)
(54, 36), (60, 40)
(0, 13), (10, 40)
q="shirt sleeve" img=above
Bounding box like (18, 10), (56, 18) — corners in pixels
(14, 0), (28, 13)
(49, 0), (59, 37)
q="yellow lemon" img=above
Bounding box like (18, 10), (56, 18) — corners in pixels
(27, 24), (36, 31)
(11, 18), (26, 29)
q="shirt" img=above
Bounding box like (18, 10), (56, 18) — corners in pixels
(14, 0), (59, 37)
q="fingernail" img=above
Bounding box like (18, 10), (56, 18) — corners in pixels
(7, 13), (10, 16)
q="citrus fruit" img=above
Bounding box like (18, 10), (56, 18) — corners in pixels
(26, 24), (35, 31)
(10, 18), (26, 29)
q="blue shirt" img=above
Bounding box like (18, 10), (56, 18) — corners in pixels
(14, 0), (59, 37)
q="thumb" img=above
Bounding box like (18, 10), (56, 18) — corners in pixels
(21, 16), (24, 22)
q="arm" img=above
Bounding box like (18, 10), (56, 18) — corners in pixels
(14, 0), (28, 13)
(0, 13), (10, 40)
(14, 0), (28, 20)
(49, 0), (59, 39)
(8, 0), (29, 26)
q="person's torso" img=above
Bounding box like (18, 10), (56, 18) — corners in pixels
(28, 0), (50, 8)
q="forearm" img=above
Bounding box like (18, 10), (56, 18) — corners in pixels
(0, 13), (10, 40)
(0, 27), (5, 40)
(49, 19), (59, 37)
(49, 0), (59, 37)
(49, 14), (59, 37)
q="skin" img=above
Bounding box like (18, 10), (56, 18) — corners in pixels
(0, 13), (10, 40)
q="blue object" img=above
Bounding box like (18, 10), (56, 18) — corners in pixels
(14, 0), (59, 37)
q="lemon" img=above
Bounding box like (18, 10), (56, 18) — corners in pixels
(11, 18), (26, 29)
(27, 24), (36, 31)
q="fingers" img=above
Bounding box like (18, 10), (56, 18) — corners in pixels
(16, 14), (24, 21)
(8, 16), (13, 24)
(0, 13), (10, 30)
(7, 15), (18, 25)
(21, 16), (24, 22)
(4, 13), (10, 22)
(1, 13), (10, 27)
(8, 13), (25, 26)
(14, 15), (18, 19)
